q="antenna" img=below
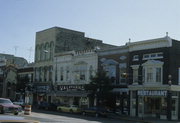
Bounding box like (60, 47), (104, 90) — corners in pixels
(28, 47), (33, 63)
(14, 46), (18, 55)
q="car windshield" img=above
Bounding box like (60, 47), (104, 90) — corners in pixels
(0, 99), (13, 104)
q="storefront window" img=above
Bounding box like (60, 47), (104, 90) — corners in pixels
(161, 98), (167, 115)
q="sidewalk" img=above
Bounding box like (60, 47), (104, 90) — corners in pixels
(109, 114), (180, 123)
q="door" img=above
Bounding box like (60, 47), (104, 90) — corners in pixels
(171, 97), (178, 120)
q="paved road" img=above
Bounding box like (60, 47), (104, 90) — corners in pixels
(22, 110), (137, 123)
(2, 110), (179, 123)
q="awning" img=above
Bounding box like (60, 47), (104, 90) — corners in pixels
(112, 88), (129, 93)
(47, 90), (89, 97)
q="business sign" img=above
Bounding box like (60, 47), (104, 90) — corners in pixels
(138, 90), (167, 96)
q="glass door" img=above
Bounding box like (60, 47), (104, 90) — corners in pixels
(171, 97), (178, 120)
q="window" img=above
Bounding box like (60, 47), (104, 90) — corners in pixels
(89, 66), (93, 77)
(133, 69), (138, 83)
(102, 59), (118, 84)
(142, 60), (163, 84)
(157, 53), (163, 57)
(74, 62), (87, 82)
(49, 66), (52, 81)
(60, 67), (64, 81)
(103, 65), (116, 84)
(143, 52), (163, 60)
(151, 54), (156, 58)
(119, 63), (127, 84)
(156, 68), (161, 82)
(143, 54), (149, 59)
(133, 55), (139, 61)
(66, 67), (70, 81)
(131, 65), (139, 84)
(147, 67), (153, 82)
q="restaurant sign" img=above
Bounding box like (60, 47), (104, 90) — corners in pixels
(138, 90), (167, 96)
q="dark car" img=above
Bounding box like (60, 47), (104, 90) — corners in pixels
(0, 98), (22, 114)
(82, 106), (108, 117)
(47, 103), (61, 111)
(37, 101), (50, 110)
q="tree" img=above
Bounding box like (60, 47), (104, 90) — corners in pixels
(84, 70), (113, 107)
(16, 75), (29, 101)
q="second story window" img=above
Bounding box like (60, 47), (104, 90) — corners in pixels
(143, 52), (163, 60)
(131, 65), (139, 84)
(142, 60), (163, 84)
(133, 55), (139, 61)
(60, 67), (64, 81)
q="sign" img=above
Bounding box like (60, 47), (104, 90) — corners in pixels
(138, 90), (167, 96)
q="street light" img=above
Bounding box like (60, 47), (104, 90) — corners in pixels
(167, 74), (172, 121)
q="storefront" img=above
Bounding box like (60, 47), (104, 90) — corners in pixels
(112, 88), (130, 115)
(129, 85), (180, 120)
(48, 90), (89, 108)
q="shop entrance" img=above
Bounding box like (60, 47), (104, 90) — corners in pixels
(144, 97), (161, 118)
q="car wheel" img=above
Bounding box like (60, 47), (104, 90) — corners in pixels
(82, 112), (86, 116)
(95, 113), (99, 117)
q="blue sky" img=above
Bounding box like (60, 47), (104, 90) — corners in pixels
(0, 0), (180, 63)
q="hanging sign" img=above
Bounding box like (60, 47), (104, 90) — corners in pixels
(137, 90), (167, 96)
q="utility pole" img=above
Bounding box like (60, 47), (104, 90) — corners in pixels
(28, 47), (33, 63)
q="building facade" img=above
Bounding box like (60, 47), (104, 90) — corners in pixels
(17, 64), (34, 104)
(127, 36), (180, 120)
(0, 54), (28, 100)
(50, 50), (98, 107)
(98, 46), (130, 115)
(33, 27), (116, 104)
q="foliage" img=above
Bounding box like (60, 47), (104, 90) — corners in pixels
(84, 70), (113, 106)
(16, 75), (29, 92)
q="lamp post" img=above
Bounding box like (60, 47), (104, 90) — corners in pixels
(167, 74), (172, 121)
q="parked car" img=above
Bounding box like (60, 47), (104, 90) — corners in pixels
(0, 98), (22, 114)
(47, 103), (61, 111)
(13, 101), (25, 109)
(82, 106), (108, 117)
(57, 105), (81, 113)
(37, 101), (50, 110)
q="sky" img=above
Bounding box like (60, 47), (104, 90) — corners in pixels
(0, 0), (180, 63)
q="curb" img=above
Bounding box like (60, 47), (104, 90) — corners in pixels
(109, 115), (153, 123)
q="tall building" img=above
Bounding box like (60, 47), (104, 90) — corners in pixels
(33, 27), (117, 104)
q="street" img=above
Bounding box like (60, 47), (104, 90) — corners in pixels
(0, 110), (139, 123)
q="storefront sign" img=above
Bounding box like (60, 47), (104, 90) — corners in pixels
(138, 90), (167, 96)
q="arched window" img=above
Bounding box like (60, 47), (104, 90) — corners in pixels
(49, 66), (53, 82)
(41, 44), (45, 61)
(38, 45), (41, 61)
(35, 45), (39, 62)
(50, 42), (54, 60)
(101, 59), (118, 84)
(89, 65), (93, 78)
(44, 67), (47, 82)
(44, 43), (50, 60)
